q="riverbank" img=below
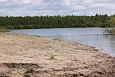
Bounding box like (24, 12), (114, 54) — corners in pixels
(0, 32), (114, 77)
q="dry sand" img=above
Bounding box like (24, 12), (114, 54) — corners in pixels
(0, 32), (114, 77)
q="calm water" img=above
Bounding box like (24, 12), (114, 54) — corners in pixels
(12, 28), (115, 56)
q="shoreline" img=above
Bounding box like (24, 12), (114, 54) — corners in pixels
(0, 32), (114, 77)
(10, 32), (115, 57)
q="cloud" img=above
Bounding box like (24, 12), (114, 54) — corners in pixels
(0, 0), (8, 3)
(0, 0), (115, 16)
(21, 0), (32, 4)
(95, 0), (114, 3)
(64, 0), (71, 6)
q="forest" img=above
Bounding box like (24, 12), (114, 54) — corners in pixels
(0, 14), (115, 29)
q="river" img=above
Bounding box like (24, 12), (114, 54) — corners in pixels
(12, 28), (115, 56)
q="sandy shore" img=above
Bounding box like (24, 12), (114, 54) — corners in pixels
(0, 32), (114, 77)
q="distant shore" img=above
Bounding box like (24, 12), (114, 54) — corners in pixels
(0, 32), (114, 77)
(0, 15), (115, 29)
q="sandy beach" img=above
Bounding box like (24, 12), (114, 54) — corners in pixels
(0, 32), (114, 77)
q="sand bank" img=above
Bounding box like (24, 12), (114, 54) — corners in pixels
(0, 33), (114, 77)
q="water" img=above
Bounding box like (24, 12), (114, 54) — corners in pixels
(12, 28), (115, 56)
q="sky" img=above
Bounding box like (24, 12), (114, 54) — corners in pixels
(0, 0), (115, 16)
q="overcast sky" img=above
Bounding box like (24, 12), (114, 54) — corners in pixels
(0, 0), (115, 16)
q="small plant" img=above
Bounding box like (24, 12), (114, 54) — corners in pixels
(111, 28), (115, 34)
(104, 28), (115, 34)
(48, 53), (55, 60)
(49, 54), (55, 60)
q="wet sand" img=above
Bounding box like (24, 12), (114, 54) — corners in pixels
(0, 32), (114, 77)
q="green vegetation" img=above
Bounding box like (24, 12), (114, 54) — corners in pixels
(0, 26), (9, 32)
(0, 14), (115, 29)
(110, 28), (115, 34)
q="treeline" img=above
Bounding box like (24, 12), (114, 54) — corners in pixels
(0, 14), (115, 29)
